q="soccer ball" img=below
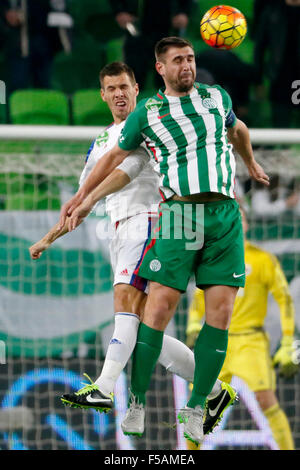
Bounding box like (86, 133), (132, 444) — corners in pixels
(200, 5), (247, 50)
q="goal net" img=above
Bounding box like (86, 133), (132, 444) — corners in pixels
(0, 126), (299, 450)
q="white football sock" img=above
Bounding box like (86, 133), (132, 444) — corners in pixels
(95, 314), (222, 399)
(94, 312), (140, 395)
(158, 334), (222, 399)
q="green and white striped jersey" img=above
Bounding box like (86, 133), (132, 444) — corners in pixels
(118, 82), (237, 199)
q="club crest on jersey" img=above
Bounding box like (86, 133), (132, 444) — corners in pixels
(149, 259), (161, 272)
(96, 131), (109, 147)
(145, 98), (163, 113)
(202, 97), (217, 109)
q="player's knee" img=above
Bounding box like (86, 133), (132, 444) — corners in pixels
(144, 291), (179, 330)
(114, 284), (143, 315)
(207, 300), (233, 329)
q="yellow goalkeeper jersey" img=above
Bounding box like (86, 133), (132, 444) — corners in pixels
(187, 241), (295, 336)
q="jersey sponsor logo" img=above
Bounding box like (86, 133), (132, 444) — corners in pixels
(233, 272), (245, 278)
(202, 97), (217, 109)
(96, 131), (109, 147)
(145, 98), (163, 113)
(149, 259), (161, 272)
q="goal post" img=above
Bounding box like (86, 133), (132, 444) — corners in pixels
(0, 125), (300, 450)
(0, 125), (299, 142)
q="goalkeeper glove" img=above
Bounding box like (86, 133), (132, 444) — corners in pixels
(273, 336), (299, 378)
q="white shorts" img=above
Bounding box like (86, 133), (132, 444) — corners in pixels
(109, 212), (158, 292)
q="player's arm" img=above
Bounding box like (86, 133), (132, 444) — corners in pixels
(68, 169), (130, 231)
(186, 288), (205, 349)
(227, 119), (269, 186)
(267, 254), (298, 377)
(29, 217), (83, 259)
(59, 144), (131, 229)
(68, 151), (149, 231)
(59, 108), (144, 228)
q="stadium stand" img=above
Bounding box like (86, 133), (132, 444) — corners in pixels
(9, 90), (70, 126)
(72, 89), (113, 126)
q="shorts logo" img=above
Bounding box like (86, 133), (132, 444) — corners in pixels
(202, 97), (217, 109)
(145, 98), (163, 113)
(149, 259), (161, 272)
(109, 338), (122, 345)
(119, 268), (129, 276)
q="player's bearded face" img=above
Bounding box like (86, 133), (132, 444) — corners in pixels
(101, 73), (138, 123)
(160, 47), (196, 94)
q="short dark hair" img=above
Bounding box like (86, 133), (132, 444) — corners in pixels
(99, 62), (136, 87)
(155, 37), (194, 61)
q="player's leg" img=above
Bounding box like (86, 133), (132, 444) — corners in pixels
(179, 200), (244, 444)
(87, 282), (212, 395)
(187, 285), (237, 410)
(123, 200), (222, 443)
(129, 281), (182, 406)
(201, 341), (237, 437)
(126, 201), (198, 409)
(60, 217), (147, 411)
(93, 214), (154, 397)
(255, 390), (294, 450)
(121, 279), (224, 439)
(121, 281), (181, 436)
(158, 334), (221, 397)
(60, 282), (143, 412)
(94, 283), (144, 395)
(178, 285), (237, 445)
(188, 200), (244, 410)
(100, 212), (218, 398)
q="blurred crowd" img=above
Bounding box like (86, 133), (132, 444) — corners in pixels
(0, 0), (299, 129)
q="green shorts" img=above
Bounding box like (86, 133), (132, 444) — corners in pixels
(135, 198), (245, 292)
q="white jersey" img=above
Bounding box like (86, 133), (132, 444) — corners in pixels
(79, 121), (161, 224)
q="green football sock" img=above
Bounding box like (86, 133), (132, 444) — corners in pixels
(130, 322), (164, 405)
(188, 322), (228, 409)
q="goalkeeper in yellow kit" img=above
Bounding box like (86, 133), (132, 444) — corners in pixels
(186, 210), (298, 450)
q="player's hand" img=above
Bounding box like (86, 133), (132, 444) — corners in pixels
(59, 192), (85, 230)
(247, 161), (270, 186)
(29, 240), (49, 260)
(273, 336), (299, 378)
(68, 197), (93, 232)
(186, 330), (200, 349)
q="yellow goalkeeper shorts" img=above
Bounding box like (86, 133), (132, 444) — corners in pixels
(219, 330), (276, 392)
